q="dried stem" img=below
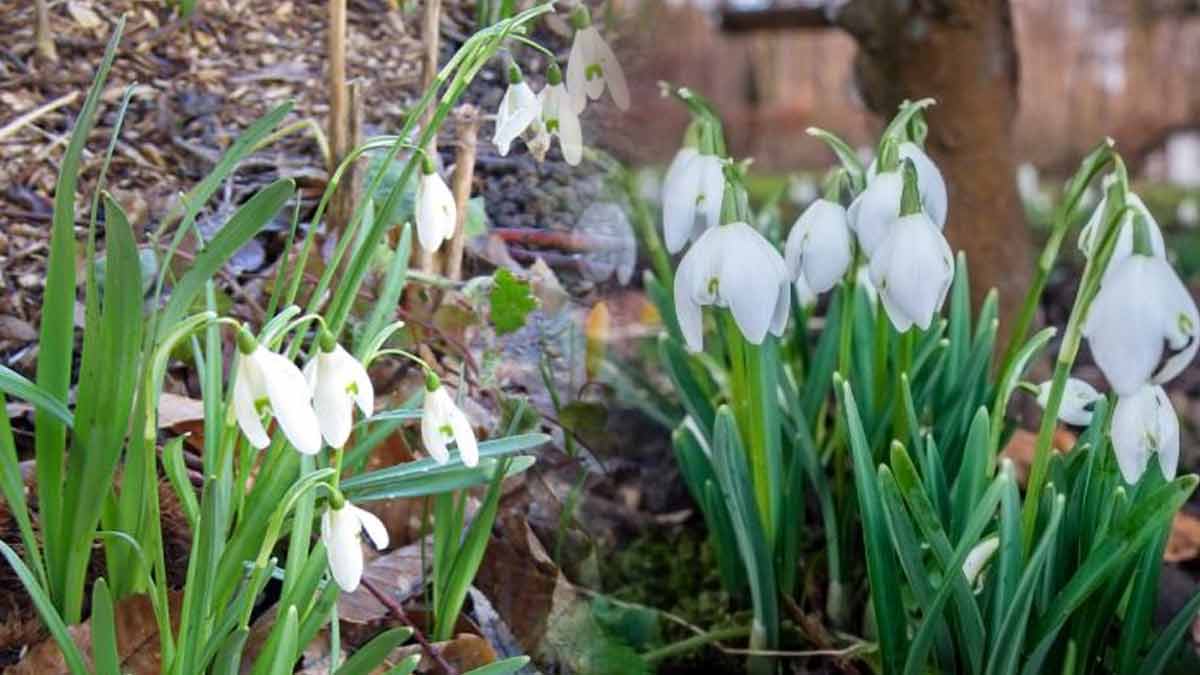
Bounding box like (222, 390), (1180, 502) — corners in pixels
(417, 0), (444, 274)
(35, 0), (57, 63)
(359, 577), (459, 675)
(445, 105), (480, 281)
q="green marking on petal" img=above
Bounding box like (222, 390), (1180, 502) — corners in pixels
(255, 397), (270, 415)
(546, 118), (560, 133)
(439, 423), (453, 437)
(707, 277), (719, 296)
(1179, 312), (1194, 336)
(585, 63), (603, 81)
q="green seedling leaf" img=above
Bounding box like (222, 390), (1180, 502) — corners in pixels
(463, 657), (532, 675)
(91, 578), (120, 675)
(335, 627), (414, 675)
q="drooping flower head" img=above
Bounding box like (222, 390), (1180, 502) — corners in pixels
(321, 497), (388, 592)
(673, 221), (790, 352)
(303, 331), (374, 449)
(421, 372), (479, 467)
(867, 160), (954, 332)
(662, 121), (725, 253)
(537, 63), (583, 166)
(1078, 190), (1166, 283)
(1035, 377), (1102, 427)
(565, 5), (629, 115)
(493, 64), (541, 156)
(1111, 384), (1179, 485)
(232, 326), (323, 455)
(866, 140), (947, 228)
(784, 196), (852, 295)
(415, 154), (457, 253)
(1083, 228), (1198, 395)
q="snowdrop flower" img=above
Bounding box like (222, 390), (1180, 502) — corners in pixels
(321, 499), (388, 592)
(566, 5), (629, 114)
(233, 328), (323, 455)
(415, 157), (457, 253)
(537, 64), (583, 166)
(1035, 378), (1101, 426)
(1078, 192), (1165, 282)
(1111, 384), (1179, 485)
(868, 212), (954, 332)
(662, 148), (724, 253)
(855, 264), (878, 306)
(962, 536), (999, 587)
(1083, 253), (1199, 395)
(421, 374), (479, 467)
(784, 198), (852, 294)
(493, 64), (540, 156)
(848, 170), (902, 257)
(866, 141), (948, 228)
(304, 334), (374, 449)
(674, 222), (790, 352)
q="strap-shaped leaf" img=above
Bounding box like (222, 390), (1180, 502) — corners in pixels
(335, 627), (414, 675)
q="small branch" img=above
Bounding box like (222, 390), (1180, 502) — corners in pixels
(0, 91), (79, 143)
(328, 0), (349, 175)
(446, 104), (480, 281)
(417, 0), (444, 275)
(720, 7), (834, 33)
(359, 577), (459, 675)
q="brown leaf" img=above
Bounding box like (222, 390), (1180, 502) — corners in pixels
(338, 540), (427, 625)
(1166, 511), (1200, 563)
(999, 427), (1077, 485)
(8, 592), (180, 675)
(157, 392), (205, 429)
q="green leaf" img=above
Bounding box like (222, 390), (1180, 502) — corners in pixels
(0, 541), (89, 674)
(463, 657), (532, 675)
(265, 606), (300, 675)
(36, 16), (126, 611)
(384, 654), (422, 675)
(91, 579), (120, 675)
(489, 267), (537, 335)
(950, 407), (992, 540)
(1139, 588), (1200, 675)
(161, 435), (200, 527)
(160, 178), (296, 329)
(60, 193), (144, 619)
(0, 392), (46, 587)
(336, 627), (414, 675)
(658, 335), (715, 439)
(984, 494), (1065, 675)
(211, 628), (251, 675)
(341, 434), (548, 496)
(0, 365), (72, 427)
(837, 382), (905, 673)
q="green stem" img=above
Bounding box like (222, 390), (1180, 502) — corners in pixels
(642, 625), (753, 665)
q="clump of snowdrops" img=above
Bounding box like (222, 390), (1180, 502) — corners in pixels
(632, 87), (1200, 674)
(0, 3), (627, 672)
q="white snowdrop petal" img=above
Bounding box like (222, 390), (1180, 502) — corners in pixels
(566, 32), (589, 115)
(352, 504), (390, 550)
(1085, 257), (1172, 395)
(1149, 257), (1200, 384)
(698, 155), (726, 232)
(789, 199), (852, 293)
(962, 536), (999, 586)
(718, 223), (787, 344)
(870, 214), (952, 331)
(257, 348), (323, 455)
(899, 142), (948, 228)
(450, 409), (479, 468)
(313, 357), (354, 449)
(590, 27), (629, 111)
(421, 390), (453, 464)
(1036, 378), (1101, 427)
(662, 148), (702, 254)
(233, 357), (271, 449)
(770, 281), (790, 337)
(1111, 385), (1177, 484)
(325, 506), (366, 592)
(580, 29), (607, 101)
(852, 172), (903, 256)
(794, 276), (818, 309)
(556, 94), (584, 166)
(673, 243), (706, 352)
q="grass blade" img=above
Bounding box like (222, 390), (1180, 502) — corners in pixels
(335, 627), (414, 675)
(91, 578), (120, 675)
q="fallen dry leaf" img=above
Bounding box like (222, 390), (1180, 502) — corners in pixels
(1166, 511), (1200, 563)
(1000, 427), (1077, 485)
(157, 392), (205, 429)
(8, 592), (180, 675)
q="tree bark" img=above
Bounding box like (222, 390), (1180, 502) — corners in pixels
(834, 0), (1031, 329)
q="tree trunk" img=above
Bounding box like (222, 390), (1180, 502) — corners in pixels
(835, 0), (1031, 329)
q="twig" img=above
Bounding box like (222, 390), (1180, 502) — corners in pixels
(0, 92), (79, 143)
(359, 577), (459, 675)
(328, 0), (349, 176)
(446, 105), (480, 281)
(35, 0), (57, 62)
(417, 0), (444, 275)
